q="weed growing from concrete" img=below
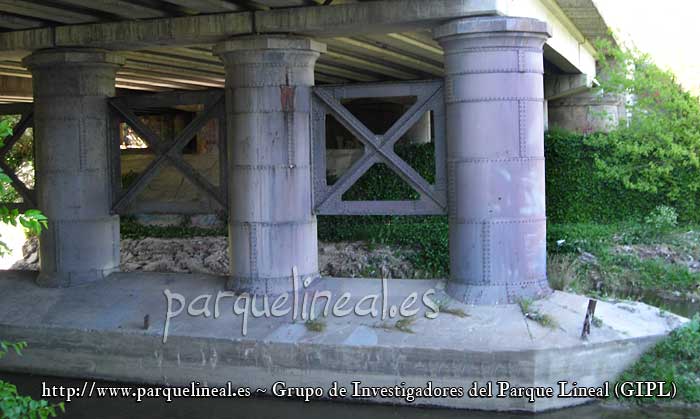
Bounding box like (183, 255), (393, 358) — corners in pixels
(547, 253), (579, 291)
(371, 321), (394, 332)
(372, 316), (417, 334)
(517, 298), (558, 329)
(394, 316), (416, 333)
(432, 297), (468, 318)
(592, 316), (603, 328)
(305, 318), (326, 333)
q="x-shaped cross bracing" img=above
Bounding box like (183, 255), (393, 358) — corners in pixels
(108, 89), (227, 214)
(312, 81), (447, 215)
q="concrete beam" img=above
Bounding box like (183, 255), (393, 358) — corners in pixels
(0, 14), (253, 57)
(367, 33), (444, 64)
(0, 0), (504, 57)
(255, 0), (506, 36)
(0, 0), (101, 24)
(325, 37), (443, 77)
(56, 12), (254, 51)
(56, 0), (170, 19)
(0, 75), (32, 101)
(160, 0), (245, 13)
(544, 73), (596, 100)
(0, 13), (46, 30)
(555, 0), (615, 45)
(503, 0), (597, 76)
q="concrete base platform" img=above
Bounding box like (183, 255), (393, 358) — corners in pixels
(0, 271), (687, 412)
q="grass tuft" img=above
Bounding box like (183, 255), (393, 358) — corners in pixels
(517, 298), (558, 329)
(373, 317), (418, 334)
(394, 316), (417, 333)
(304, 318), (326, 333)
(432, 298), (469, 318)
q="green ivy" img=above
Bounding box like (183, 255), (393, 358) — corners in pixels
(544, 129), (661, 223)
(337, 142), (436, 201)
(318, 215), (448, 277)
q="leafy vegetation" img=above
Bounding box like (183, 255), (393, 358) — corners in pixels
(0, 117), (59, 419)
(0, 118), (47, 254)
(547, 215), (700, 300)
(1, 341), (65, 418)
(584, 40), (700, 222)
(644, 205), (678, 234)
(339, 143), (435, 201)
(617, 315), (700, 404)
(318, 215), (448, 278)
(544, 129), (661, 223)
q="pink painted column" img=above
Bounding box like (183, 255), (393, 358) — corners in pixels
(434, 17), (552, 304)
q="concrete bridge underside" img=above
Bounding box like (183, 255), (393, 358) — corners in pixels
(8, 12), (554, 305)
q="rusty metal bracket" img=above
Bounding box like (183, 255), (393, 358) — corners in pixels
(311, 80), (447, 215)
(581, 299), (598, 339)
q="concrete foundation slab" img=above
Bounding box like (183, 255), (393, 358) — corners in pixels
(0, 271), (686, 412)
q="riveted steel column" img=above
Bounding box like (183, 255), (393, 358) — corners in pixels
(214, 36), (325, 294)
(434, 17), (552, 304)
(23, 49), (124, 287)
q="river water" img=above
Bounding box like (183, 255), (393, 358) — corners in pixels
(2, 372), (698, 418)
(636, 292), (700, 319)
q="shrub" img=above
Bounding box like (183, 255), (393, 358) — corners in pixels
(644, 205), (678, 234)
(545, 129), (660, 223)
(584, 40), (700, 222)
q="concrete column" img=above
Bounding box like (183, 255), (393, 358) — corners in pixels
(23, 49), (124, 287)
(546, 62), (627, 133)
(434, 17), (552, 304)
(548, 90), (626, 133)
(214, 36), (325, 294)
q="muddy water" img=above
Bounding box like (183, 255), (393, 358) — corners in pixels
(642, 294), (700, 319)
(614, 290), (700, 319)
(2, 372), (698, 418)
